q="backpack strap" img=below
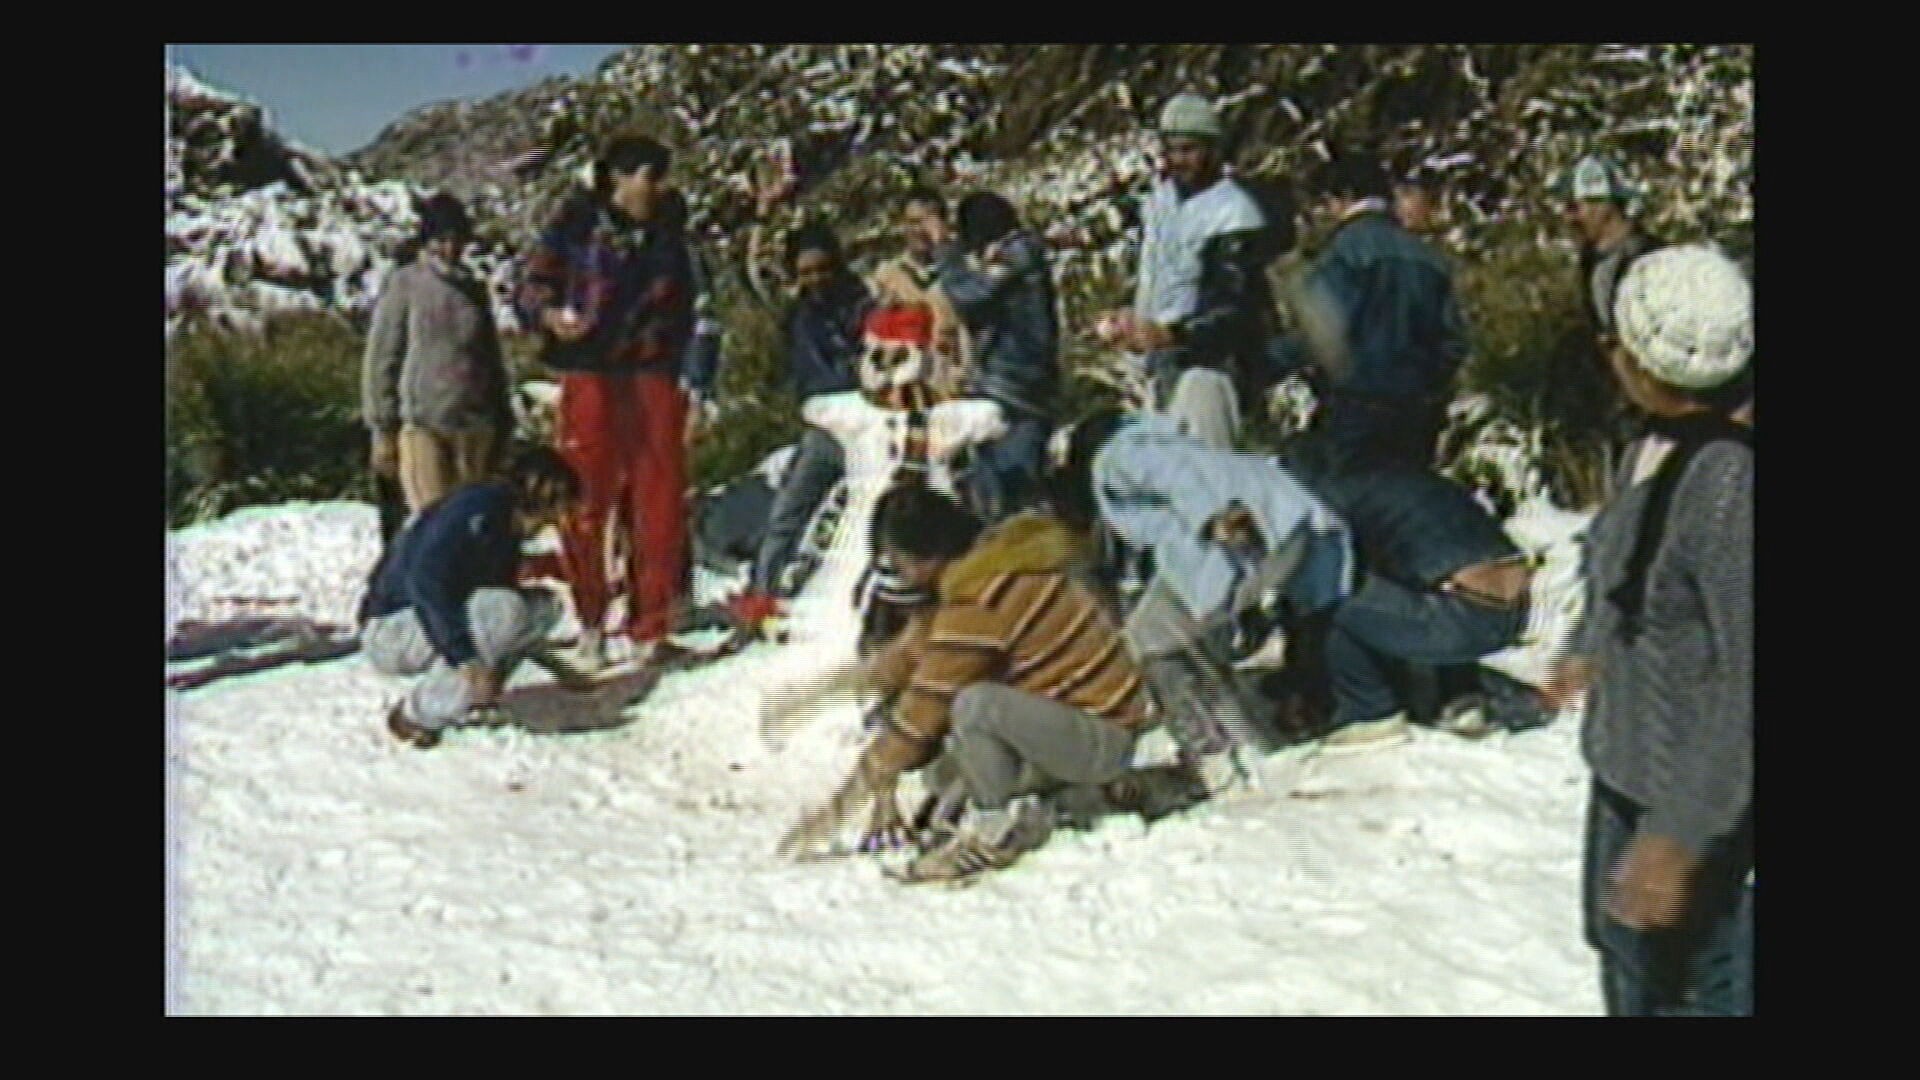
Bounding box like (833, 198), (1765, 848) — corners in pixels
(1607, 413), (1753, 635)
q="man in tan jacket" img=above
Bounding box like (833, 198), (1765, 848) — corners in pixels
(851, 483), (1151, 883)
(364, 193), (514, 516)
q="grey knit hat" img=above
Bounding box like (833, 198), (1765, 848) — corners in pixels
(1613, 244), (1753, 390)
(1158, 93), (1223, 141)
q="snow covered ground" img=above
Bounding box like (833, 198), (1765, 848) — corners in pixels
(165, 499), (1600, 1015)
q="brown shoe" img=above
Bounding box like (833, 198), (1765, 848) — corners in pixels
(385, 702), (442, 750)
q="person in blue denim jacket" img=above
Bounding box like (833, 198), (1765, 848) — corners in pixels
(919, 191), (1060, 523)
(1267, 149), (1469, 474)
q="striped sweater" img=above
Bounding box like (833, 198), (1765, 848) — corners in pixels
(870, 512), (1149, 774)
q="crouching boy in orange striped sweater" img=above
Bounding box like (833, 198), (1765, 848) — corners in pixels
(849, 483), (1154, 883)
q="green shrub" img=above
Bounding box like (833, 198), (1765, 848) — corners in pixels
(690, 270), (802, 491)
(166, 311), (375, 526)
(1453, 232), (1621, 508)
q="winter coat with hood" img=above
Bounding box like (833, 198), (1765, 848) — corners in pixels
(931, 229), (1059, 419)
(867, 511), (1151, 775)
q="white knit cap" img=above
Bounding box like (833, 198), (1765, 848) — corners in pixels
(1613, 244), (1753, 390)
(1158, 93), (1223, 140)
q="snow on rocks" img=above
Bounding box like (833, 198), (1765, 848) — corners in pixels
(167, 65), (523, 337)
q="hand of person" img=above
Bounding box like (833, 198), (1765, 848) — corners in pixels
(461, 661), (503, 708)
(869, 262), (915, 305)
(751, 165), (795, 217)
(370, 431), (399, 478)
(857, 786), (913, 854)
(1607, 831), (1699, 931)
(1540, 656), (1595, 712)
(1124, 320), (1177, 353)
(1092, 308), (1138, 347)
(543, 306), (588, 343)
(684, 397), (707, 448)
(1209, 504), (1259, 548)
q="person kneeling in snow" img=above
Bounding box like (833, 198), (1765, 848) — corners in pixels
(358, 447), (583, 749)
(852, 484), (1153, 882)
(1300, 465), (1535, 750)
(1050, 409), (1355, 781)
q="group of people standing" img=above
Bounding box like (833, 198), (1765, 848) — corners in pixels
(353, 93), (1751, 1016)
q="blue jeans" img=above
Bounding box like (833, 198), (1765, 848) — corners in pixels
(1325, 572), (1523, 728)
(1584, 781), (1753, 1016)
(965, 413), (1052, 524)
(751, 425), (844, 595)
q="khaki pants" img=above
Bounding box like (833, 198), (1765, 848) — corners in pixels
(398, 424), (498, 514)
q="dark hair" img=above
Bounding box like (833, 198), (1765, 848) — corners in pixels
(1236, 172), (1299, 261)
(507, 444), (582, 517)
(956, 191), (1021, 250)
(1317, 148), (1391, 201)
(786, 221), (843, 267)
(414, 192), (473, 244)
(900, 184), (947, 219)
(1045, 407), (1131, 532)
(594, 130), (672, 198)
(874, 482), (982, 560)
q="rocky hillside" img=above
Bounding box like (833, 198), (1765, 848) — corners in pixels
(166, 45), (1751, 510)
(166, 67), (522, 338)
(171, 45), (1750, 334)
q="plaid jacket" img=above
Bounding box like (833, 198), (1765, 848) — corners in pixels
(517, 192), (695, 374)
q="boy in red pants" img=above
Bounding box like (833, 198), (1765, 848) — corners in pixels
(518, 131), (695, 667)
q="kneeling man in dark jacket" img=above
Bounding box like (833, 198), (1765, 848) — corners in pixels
(358, 447), (583, 748)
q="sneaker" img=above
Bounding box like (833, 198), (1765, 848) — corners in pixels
(909, 775), (970, 845)
(1184, 748), (1248, 795)
(1234, 628), (1289, 671)
(1320, 712), (1413, 754)
(385, 701), (442, 750)
(726, 590), (784, 635)
(897, 795), (1053, 884)
(1435, 694), (1493, 739)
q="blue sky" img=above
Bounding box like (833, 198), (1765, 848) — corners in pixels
(166, 44), (631, 156)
